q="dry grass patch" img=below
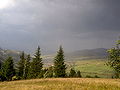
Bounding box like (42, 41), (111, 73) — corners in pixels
(0, 78), (120, 90)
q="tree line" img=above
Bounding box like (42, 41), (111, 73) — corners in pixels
(0, 39), (120, 81)
(0, 46), (81, 81)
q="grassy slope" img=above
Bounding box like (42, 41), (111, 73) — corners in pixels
(67, 59), (114, 78)
(0, 78), (120, 90)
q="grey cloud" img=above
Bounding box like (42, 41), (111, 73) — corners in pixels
(0, 0), (120, 53)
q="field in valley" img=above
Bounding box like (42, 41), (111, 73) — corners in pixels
(0, 78), (120, 90)
(43, 58), (114, 78)
(71, 59), (114, 78)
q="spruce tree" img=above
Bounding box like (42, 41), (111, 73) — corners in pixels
(16, 51), (25, 79)
(2, 57), (15, 81)
(54, 46), (66, 77)
(23, 54), (31, 79)
(30, 46), (43, 78)
(0, 60), (1, 69)
(0, 60), (5, 81)
(0, 57), (3, 69)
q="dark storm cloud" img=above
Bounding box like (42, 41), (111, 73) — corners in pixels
(0, 0), (120, 53)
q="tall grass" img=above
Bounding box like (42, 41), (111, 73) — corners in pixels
(0, 78), (120, 90)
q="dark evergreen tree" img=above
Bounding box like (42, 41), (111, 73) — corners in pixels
(2, 57), (15, 81)
(16, 51), (25, 79)
(0, 57), (3, 69)
(0, 60), (5, 81)
(0, 60), (1, 80)
(54, 46), (66, 77)
(76, 71), (82, 78)
(29, 46), (43, 78)
(69, 68), (76, 77)
(23, 54), (31, 79)
(0, 60), (1, 69)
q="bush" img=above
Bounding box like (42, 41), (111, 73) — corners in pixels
(12, 76), (19, 81)
(86, 75), (93, 78)
(69, 69), (76, 77)
(76, 71), (82, 78)
(44, 67), (54, 78)
(94, 75), (100, 78)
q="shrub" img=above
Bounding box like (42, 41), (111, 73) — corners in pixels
(94, 75), (100, 78)
(12, 76), (19, 81)
(86, 75), (93, 78)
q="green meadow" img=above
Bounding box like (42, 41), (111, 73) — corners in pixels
(67, 59), (113, 78)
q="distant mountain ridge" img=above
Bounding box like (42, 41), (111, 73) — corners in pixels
(0, 48), (108, 63)
(0, 48), (22, 62)
(42, 48), (108, 64)
(65, 48), (108, 60)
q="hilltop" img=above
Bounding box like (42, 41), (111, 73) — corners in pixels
(65, 48), (108, 60)
(43, 48), (108, 63)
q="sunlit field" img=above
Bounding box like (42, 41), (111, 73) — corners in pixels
(73, 59), (113, 78)
(0, 78), (120, 90)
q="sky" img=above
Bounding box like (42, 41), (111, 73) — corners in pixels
(0, 0), (120, 54)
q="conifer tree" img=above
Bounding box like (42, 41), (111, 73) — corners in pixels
(16, 51), (25, 79)
(0, 60), (1, 69)
(0, 61), (1, 80)
(0, 57), (3, 69)
(0, 60), (5, 81)
(30, 46), (43, 78)
(23, 54), (31, 79)
(54, 46), (66, 77)
(2, 57), (15, 81)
